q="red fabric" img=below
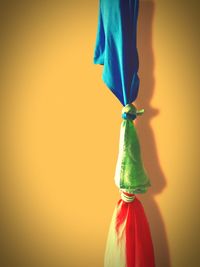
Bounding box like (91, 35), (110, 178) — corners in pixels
(116, 194), (155, 267)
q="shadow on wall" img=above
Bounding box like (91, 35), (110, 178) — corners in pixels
(136, 1), (171, 267)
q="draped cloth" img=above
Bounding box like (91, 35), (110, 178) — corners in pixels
(93, 1), (155, 266)
(94, 0), (140, 106)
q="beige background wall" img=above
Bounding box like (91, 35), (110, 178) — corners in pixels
(0, 1), (200, 267)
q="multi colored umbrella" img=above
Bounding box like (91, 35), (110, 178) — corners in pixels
(93, 1), (155, 267)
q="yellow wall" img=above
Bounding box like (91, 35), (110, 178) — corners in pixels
(0, 1), (200, 267)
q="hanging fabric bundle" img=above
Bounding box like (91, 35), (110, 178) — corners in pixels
(93, 0), (155, 267)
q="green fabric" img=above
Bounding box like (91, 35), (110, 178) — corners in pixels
(115, 104), (151, 194)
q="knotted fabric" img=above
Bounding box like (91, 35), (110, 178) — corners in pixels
(115, 104), (151, 194)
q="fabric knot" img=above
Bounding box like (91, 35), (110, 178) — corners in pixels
(122, 103), (144, 121)
(121, 190), (135, 203)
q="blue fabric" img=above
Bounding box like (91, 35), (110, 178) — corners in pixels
(93, 0), (140, 106)
(122, 113), (136, 121)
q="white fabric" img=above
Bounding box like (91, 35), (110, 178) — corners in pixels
(104, 202), (127, 267)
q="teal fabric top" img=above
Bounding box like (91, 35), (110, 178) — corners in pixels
(93, 0), (140, 106)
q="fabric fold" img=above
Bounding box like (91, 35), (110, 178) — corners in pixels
(94, 0), (140, 106)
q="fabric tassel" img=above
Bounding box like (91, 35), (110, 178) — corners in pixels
(104, 191), (155, 267)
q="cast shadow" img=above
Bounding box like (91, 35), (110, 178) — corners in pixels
(136, 1), (171, 267)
